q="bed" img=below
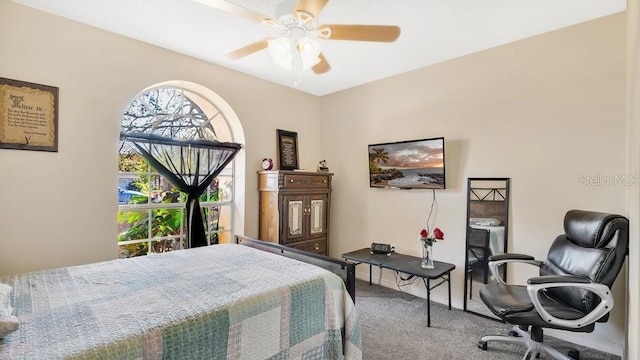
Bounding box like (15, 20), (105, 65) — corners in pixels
(468, 221), (505, 255)
(468, 194), (508, 257)
(466, 185), (508, 285)
(0, 242), (361, 359)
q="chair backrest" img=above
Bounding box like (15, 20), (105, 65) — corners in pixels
(540, 210), (629, 314)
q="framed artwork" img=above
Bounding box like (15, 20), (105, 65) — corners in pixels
(0, 77), (59, 152)
(277, 129), (299, 170)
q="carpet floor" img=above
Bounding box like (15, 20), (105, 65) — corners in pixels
(354, 280), (621, 360)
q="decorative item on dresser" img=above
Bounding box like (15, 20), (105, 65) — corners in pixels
(258, 170), (332, 256)
(261, 157), (273, 170)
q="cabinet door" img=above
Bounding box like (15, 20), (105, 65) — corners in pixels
(308, 193), (328, 237)
(282, 194), (306, 244)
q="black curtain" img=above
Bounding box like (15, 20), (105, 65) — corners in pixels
(121, 133), (241, 248)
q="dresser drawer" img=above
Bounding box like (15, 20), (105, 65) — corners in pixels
(282, 174), (331, 189)
(287, 242), (308, 251)
(306, 238), (327, 255)
(286, 238), (327, 255)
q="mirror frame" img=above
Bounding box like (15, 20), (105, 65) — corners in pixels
(463, 177), (510, 318)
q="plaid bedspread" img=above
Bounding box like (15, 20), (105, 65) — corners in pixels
(0, 244), (361, 359)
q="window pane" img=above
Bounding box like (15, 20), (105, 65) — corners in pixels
(217, 173), (233, 202)
(205, 205), (231, 232)
(118, 186), (147, 204)
(152, 208), (184, 238)
(162, 190), (182, 204)
(206, 179), (220, 202)
(216, 231), (231, 244)
(151, 238), (185, 254)
(118, 241), (149, 258)
(205, 206), (219, 233)
(149, 175), (164, 203)
(118, 210), (150, 241)
(118, 142), (149, 172)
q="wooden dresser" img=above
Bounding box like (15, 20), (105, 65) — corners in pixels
(258, 170), (333, 256)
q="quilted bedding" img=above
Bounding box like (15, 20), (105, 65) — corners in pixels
(0, 244), (361, 359)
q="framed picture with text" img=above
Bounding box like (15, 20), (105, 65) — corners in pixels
(0, 77), (59, 152)
(277, 129), (299, 170)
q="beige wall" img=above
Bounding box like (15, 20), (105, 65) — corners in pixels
(321, 13), (628, 353)
(0, 0), (635, 356)
(626, 0), (640, 358)
(0, 1), (322, 274)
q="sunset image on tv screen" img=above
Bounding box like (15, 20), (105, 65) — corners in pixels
(368, 137), (445, 189)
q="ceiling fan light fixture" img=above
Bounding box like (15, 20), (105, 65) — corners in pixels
(267, 37), (293, 69)
(298, 36), (321, 68)
(267, 36), (321, 72)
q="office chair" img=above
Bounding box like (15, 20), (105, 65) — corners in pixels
(477, 210), (628, 360)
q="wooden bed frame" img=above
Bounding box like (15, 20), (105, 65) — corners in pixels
(235, 235), (356, 302)
(469, 200), (507, 225)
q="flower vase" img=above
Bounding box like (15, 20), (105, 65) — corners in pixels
(421, 244), (434, 269)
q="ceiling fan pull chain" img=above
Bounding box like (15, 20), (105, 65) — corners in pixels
(292, 51), (304, 87)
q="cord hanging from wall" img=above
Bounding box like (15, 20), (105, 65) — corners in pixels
(425, 189), (438, 233)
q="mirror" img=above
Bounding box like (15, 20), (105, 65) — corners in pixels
(463, 177), (510, 319)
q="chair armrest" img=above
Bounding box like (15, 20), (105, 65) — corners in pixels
(487, 253), (543, 284)
(489, 253), (535, 262)
(527, 275), (590, 285)
(526, 276), (613, 329)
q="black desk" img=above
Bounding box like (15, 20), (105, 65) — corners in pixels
(342, 248), (456, 327)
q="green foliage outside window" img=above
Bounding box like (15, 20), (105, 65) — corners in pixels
(117, 151), (222, 258)
(117, 193), (183, 257)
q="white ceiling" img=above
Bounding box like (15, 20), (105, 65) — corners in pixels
(13, 0), (626, 96)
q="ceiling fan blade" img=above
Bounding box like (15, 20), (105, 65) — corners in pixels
(192, 0), (268, 23)
(312, 53), (331, 74)
(294, 0), (329, 20)
(225, 38), (271, 59)
(318, 25), (401, 42)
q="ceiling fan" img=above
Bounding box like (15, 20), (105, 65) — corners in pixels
(194, 0), (401, 75)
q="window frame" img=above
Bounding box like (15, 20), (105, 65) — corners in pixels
(117, 85), (240, 257)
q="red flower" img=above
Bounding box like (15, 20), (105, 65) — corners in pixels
(419, 227), (444, 247)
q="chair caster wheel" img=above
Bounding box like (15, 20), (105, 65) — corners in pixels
(568, 349), (579, 359)
(507, 330), (520, 337)
(478, 341), (488, 350)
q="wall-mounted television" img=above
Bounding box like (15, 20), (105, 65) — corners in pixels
(368, 137), (445, 189)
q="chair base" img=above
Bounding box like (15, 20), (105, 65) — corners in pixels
(479, 325), (579, 360)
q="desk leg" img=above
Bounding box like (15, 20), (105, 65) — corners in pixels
(426, 278), (431, 327)
(369, 264), (372, 285)
(448, 273), (452, 310)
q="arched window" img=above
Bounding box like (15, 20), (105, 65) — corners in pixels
(117, 83), (244, 258)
